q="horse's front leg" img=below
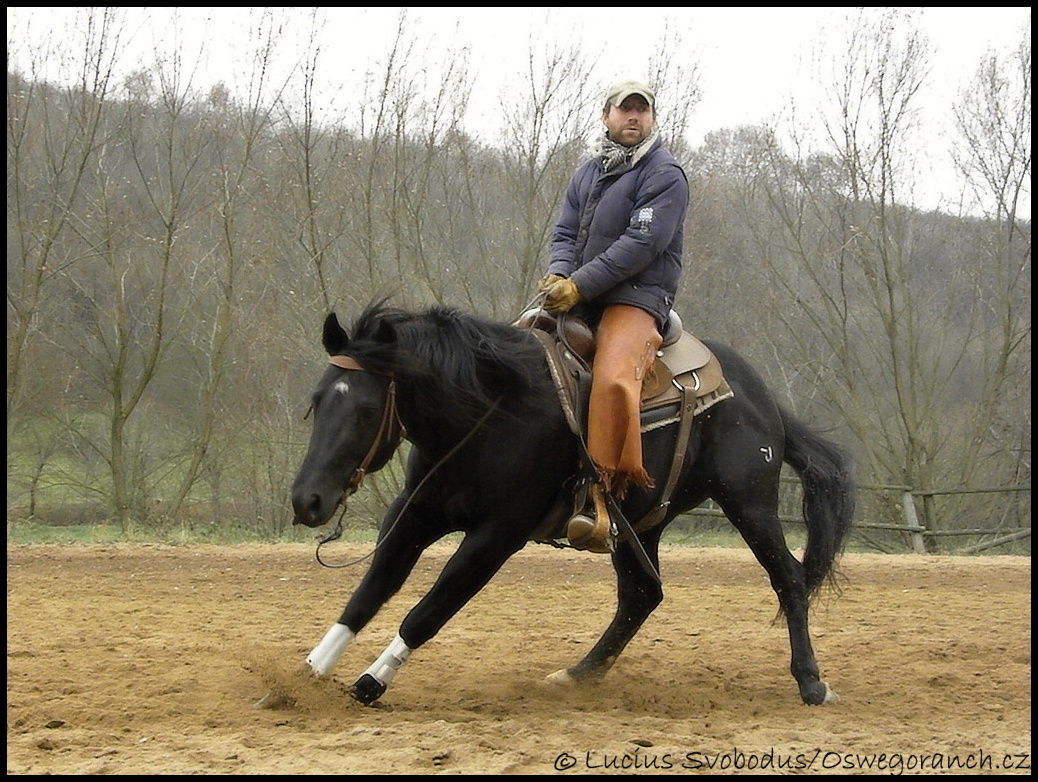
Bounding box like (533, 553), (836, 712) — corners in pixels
(351, 527), (526, 705)
(306, 495), (436, 678)
(547, 527), (664, 686)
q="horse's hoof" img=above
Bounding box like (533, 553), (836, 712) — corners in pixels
(801, 680), (839, 705)
(350, 673), (387, 705)
(545, 669), (578, 687)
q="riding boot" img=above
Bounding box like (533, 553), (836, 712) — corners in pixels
(566, 483), (615, 554)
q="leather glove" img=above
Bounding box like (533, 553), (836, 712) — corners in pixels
(542, 277), (581, 313)
(537, 274), (564, 293)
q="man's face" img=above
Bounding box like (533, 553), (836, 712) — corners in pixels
(602, 94), (655, 147)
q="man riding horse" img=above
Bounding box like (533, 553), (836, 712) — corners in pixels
(537, 78), (689, 553)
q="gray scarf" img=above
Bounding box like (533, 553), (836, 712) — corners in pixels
(590, 127), (660, 171)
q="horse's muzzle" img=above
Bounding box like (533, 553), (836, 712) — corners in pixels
(291, 491), (338, 528)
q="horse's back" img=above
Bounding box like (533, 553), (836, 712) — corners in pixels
(701, 339), (783, 422)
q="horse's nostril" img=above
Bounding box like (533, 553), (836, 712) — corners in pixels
(290, 493), (328, 527)
(291, 492), (320, 519)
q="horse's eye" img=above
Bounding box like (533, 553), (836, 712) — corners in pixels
(353, 403), (382, 426)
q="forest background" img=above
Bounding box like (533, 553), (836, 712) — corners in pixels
(6, 8), (1031, 554)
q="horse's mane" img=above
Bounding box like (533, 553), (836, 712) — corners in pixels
(346, 301), (546, 423)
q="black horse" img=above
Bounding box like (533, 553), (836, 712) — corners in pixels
(288, 301), (855, 707)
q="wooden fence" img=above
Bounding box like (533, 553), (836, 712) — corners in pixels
(679, 482), (1031, 554)
(864, 483), (1032, 554)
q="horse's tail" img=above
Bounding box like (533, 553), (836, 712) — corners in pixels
(780, 407), (856, 596)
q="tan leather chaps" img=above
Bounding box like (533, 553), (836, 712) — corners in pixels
(586, 304), (663, 499)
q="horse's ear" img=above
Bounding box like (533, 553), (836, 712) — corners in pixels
(371, 317), (397, 346)
(322, 313), (350, 355)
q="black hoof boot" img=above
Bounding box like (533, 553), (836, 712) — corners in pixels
(350, 673), (387, 705)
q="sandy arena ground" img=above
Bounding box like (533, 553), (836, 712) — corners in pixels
(6, 542), (1031, 775)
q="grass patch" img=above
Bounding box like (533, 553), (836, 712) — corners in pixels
(6, 522), (127, 544)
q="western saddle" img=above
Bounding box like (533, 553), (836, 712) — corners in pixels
(516, 308), (734, 540)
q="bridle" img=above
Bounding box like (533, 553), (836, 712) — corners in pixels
(306, 354), (406, 566)
(325, 354), (406, 503)
(311, 353), (501, 568)
(327, 355), (405, 497)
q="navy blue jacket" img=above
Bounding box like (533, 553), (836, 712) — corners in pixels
(546, 139), (688, 331)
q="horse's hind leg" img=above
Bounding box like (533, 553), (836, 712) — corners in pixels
(547, 528), (664, 685)
(726, 505), (836, 705)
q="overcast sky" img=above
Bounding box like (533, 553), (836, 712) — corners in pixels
(7, 7), (1031, 217)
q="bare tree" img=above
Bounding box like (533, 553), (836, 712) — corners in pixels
(6, 9), (127, 421)
(6, 9), (150, 528)
(727, 8), (1030, 549)
(951, 19), (1031, 228)
(160, 8), (296, 524)
(946, 21), (1031, 530)
(645, 21), (702, 163)
(757, 10), (936, 482)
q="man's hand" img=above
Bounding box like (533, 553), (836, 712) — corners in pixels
(542, 277), (581, 313)
(537, 274), (564, 293)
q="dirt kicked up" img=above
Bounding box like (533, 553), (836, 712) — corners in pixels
(6, 542), (1031, 775)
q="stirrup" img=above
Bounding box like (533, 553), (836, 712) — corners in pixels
(566, 485), (615, 554)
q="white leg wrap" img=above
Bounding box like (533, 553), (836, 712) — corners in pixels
(306, 622), (356, 677)
(361, 634), (412, 687)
